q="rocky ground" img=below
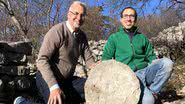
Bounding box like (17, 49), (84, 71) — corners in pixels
(158, 64), (185, 104)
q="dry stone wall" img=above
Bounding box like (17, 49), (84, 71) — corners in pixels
(0, 41), (36, 103)
(0, 41), (32, 75)
(151, 21), (185, 46)
(151, 21), (185, 60)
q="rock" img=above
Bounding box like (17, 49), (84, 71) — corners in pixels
(0, 52), (27, 65)
(74, 64), (89, 78)
(0, 79), (4, 92)
(0, 41), (32, 55)
(163, 98), (185, 104)
(85, 60), (140, 104)
(150, 21), (185, 61)
(180, 86), (185, 95)
(88, 40), (107, 62)
(14, 77), (31, 91)
(0, 65), (30, 75)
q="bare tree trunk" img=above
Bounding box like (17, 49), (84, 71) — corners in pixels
(0, 0), (28, 41)
(52, 2), (61, 26)
(47, 0), (54, 29)
(23, 0), (28, 35)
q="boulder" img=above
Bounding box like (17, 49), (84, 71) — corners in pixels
(85, 60), (140, 104)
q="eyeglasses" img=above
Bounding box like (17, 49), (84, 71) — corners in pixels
(69, 11), (86, 19)
(122, 14), (135, 20)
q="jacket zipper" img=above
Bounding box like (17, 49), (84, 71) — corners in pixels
(129, 37), (138, 71)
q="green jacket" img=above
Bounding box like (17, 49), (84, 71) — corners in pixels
(102, 26), (156, 71)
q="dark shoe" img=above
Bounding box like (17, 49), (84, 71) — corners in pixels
(153, 93), (159, 104)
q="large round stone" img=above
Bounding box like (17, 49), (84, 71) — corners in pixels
(85, 60), (141, 104)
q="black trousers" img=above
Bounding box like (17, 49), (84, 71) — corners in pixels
(36, 72), (86, 104)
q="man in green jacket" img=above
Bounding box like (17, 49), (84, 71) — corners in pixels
(102, 7), (173, 104)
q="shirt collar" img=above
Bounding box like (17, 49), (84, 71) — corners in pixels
(119, 26), (138, 34)
(66, 21), (74, 33)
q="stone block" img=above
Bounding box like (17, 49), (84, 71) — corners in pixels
(0, 41), (32, 55)
(0, 52), (27, 65)
(0, 65), (30, 75)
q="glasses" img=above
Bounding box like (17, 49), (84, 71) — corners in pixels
(122, 14), (135, 20)
(69, 11), (86, 19)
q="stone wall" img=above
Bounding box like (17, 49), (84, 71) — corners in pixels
(151, 21), (185, 46)
(151, 21), (185, 60)
(0, 41), (36, 103)
(88, 40), (106, 62)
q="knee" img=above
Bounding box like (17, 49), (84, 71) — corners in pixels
(159, 58), (174, 72)
(142, 93), (155, 104)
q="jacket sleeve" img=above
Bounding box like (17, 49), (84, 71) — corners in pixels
(36, 27), (61, 88)
(144, 36), (156, 63)
(102, 35), (116, 60)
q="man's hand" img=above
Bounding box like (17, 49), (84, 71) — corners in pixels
(48, 88), (63, 104)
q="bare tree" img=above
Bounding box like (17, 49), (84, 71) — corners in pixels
(0, 0), (28, 40)
(0, 0), (74, 62)
(100, 0), (185, 16)
(81, 6), (105, 40)
(138, 7), (185, 38)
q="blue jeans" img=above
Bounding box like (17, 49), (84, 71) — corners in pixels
(135, 58), (173, 104)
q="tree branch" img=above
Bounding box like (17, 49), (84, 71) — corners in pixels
(0, 0), (28, 41)
(173, 0), (185, 4)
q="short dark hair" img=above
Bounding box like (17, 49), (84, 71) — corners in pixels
(120, 7), (137, 21)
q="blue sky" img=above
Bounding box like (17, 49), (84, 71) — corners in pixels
(82, 0), (169, 17)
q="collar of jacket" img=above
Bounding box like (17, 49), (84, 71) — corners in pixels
(119, 26), (139, 35)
